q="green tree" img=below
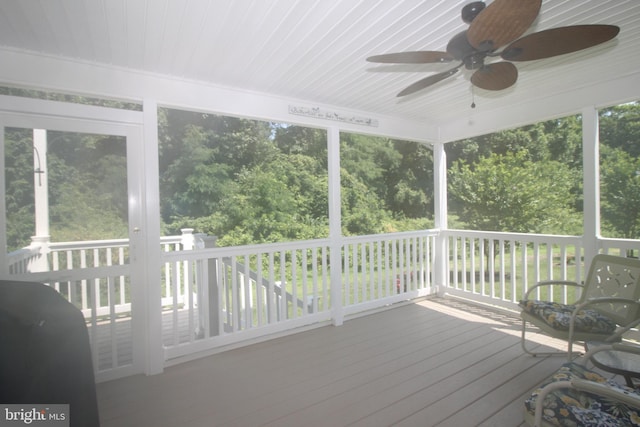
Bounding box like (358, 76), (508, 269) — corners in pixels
(600, 102), (640, 158)
(4, 128), (36, 250)
(449, 151), (580, 234)
(159, 109), (277, 230)
(388, 140), (434, 219)
(600, 147), (640, 239)
(340, 133), (401, 203)
(446, 123), (554, 168)
(341, 169), (389, 236)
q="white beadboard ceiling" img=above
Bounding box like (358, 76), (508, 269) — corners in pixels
(0, 0), (639, 135)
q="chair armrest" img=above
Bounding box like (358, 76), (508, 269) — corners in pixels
(576, 297), (640, 312)
(534, 379), (640, 426)
(523, 280), (583, 300)
(572, 378), (640, 408)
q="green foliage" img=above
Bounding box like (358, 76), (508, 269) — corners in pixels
(449, 151), (580, 234)
(600, 103), (640, 158)
(4, 128), (35, 250)
(341, 169), (389, 235)
(340, 133), (434, 223)
(3, 89), (639, 251)
(600, 146), (640, 239)
(4, 127), (129, 251)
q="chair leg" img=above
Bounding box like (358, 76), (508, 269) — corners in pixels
(521, 319), (577, 360)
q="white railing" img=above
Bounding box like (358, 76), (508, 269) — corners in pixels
(7, 227), (640, 372)
(160, 230), (439, 359)
(342, 230), (437, 315)
(441, 231), (640, 312)
(442, 230), (584, 312)
(600, 238), (640, 258)
(7, 245), (42, 274)
(6, 229), (199, 318)
(161, 239), (333, 358)
(47, 238), (130, 317)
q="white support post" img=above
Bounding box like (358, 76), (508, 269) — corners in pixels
(31, 129), (50, 272)
(141, 98), (164, 376)
(181, 228), (195, 250)
(433, 142), (448, 296)
(32, 129), (49, 238)
(582, 106), (600, 267)
(194, 234), (218, 338)
(327, 126), (343, 326)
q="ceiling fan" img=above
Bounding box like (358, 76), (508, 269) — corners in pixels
(366, 0), (619, 98)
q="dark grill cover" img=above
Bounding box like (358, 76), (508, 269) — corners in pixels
(0, 280), (100, 427)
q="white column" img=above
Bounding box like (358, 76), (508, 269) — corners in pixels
(32, 129), (49, 238)
(582, 106), (600, 266)
(327, 126), (343, 326)
(141, 98), (164, 375)
(31, 129), (50, 272)
(433, 142), (448, 295)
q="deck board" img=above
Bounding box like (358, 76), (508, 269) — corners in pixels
(97, 297), (577, 427)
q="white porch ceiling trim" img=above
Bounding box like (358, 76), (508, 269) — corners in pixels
(440, 71), (640, 142)
(0, 48), (440, 144)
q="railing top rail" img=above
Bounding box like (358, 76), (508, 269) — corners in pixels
(43, 234), (188, 251)
(160, 236), (184, 244)
(342, 229), (440, 244)
(7, 245), (41, 260)
(49, 239), (129, 250)
(443, 229), (583, 244)
(599, 237), (640, 251)
(162, 238), (333, 261)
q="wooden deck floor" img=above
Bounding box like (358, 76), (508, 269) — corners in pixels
(96, 297), (574, 427)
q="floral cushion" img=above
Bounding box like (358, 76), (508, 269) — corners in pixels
(524, 362), (640, 426)
(519, 300), (617, 334)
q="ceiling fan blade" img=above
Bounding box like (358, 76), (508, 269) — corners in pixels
(366, 51), (454, 64)
(471, 62), (518, 91)
(397, 67), (460, 97)
(467, 0), (542, 52)
(501, 25), (620, 61)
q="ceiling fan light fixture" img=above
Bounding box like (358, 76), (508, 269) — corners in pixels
(464, 53), (485, 70)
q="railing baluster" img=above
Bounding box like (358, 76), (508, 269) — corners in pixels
(510, 240), (517, 303)
(231, 256), (239, 331)
(322, 246), (328, 311)
(352, 243), (359, 303)
(300, 249), (308, 314)
(279, 251), (287, 321)
(243, 254), (252, 327)
(499, 239), (505, 300)
(311, 248), (318, 314)
(108, 276), (117, 368)
(376, 240), (383, 296)
(171, 260), (179, 345)
(290, 250), (298, 319)
(268, 251), (276, 323)
(256, 253), (264, 326)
